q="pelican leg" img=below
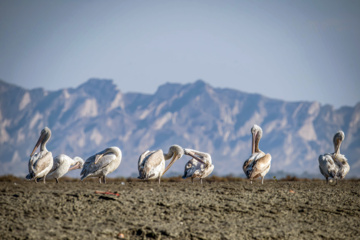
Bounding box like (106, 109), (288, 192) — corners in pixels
(34, 178), (37, 184)
(43, 176), (46, 184)
(158, 177), (161, 185)
(55, 178), (59, 184)
(103, 176), (106, 184)
(99, 177), (102, 184)
(200, 178), (203, 184)
(261, 176), (264, 184)
(191, 178), (194, 184)
(326, 177), (328, 184)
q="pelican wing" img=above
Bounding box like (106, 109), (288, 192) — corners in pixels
(28, 153), (40, 176)
(35, 151), (53, 170)
(143, 150), (164, 170)
(81, 153), (115, 177)
(334, 154), (350, 179)
(243, 158), (252, 176)
(201, 164), (214, 179)
(250, 153), (271, 179)
(138, 150), (152, 172)
(243, 153), (259, 177)
(318, 154), (337, 178)
(47, 155), (63, 175)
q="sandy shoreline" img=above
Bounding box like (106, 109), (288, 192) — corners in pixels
(1, 177), (359, 239)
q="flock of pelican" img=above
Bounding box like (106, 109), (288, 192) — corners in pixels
(25, 125), (350, 185)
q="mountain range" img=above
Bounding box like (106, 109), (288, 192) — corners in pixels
(1, 79), (359, 178)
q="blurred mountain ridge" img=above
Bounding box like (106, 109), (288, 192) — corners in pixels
(1, 78), (359, 178)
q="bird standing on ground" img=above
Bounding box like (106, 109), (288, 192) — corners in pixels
(182, 148), (214, 184)
(26, 127), (54, 183)
(243, 124), (271, 184)
(44, 154), (84, 183)
(80, 147), (122, 184)
(318, 131), (350, 184)
(138, 145), (184, 184)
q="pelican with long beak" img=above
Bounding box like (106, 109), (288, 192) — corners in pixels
(80, 147), (122, 184)
(26, 127), (54, 183)
(318, 131), (350, 184)
(243, 124), (271, 184)
(138, 145), (184, 184)
(182, 148), (214, 184)
(43, 155), (84, 183)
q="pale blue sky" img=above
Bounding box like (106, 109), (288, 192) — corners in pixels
(1, 0), (359, 108)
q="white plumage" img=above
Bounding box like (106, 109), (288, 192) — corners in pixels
(243, 124), (271, 184)
(80, 147), (122, 184)
(319, 131), (350, 184)
(182, 149), (214, 184)
(45, 154), (84, 183)
(138, 145), (184, 184)
(26, 127), (54, 183)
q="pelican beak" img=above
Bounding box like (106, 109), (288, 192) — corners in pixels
(94, 149), (111, 164)
(163, 154), (181, 176)
(30, 132), (45, 157)
(186, 152), (206, 164)
(69, 162), (81, 171)
(334, 139), (341, 159)
(94, 154), (104, 164)
(251, 132), (256, 154)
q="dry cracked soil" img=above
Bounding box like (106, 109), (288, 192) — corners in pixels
(1, 177), (359, 239)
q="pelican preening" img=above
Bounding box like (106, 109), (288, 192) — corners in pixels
(138, 145), (184, 184)
(243, 124), (272, 184)
(45, 155), (84, 183)
(25, 125), (352, 185)
(182, 149), (214, 184)
(80, 147), (122, 184)
(26, 127), (54, 183)
(318, 131), (350, 184)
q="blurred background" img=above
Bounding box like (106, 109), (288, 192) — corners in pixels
(0, 0), (359, 178)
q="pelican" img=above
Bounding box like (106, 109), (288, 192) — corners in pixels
(243, 124), (271, 184)
(138, 145), (184, 184)
(182, 149), (214, 184)
(44, 155), (84, 183)
(26, 127), (54, 183)
(318, 131), (350, 184)
(80, 147), (122, 184)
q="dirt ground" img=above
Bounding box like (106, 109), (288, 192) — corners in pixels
(0, 176), (359, 240)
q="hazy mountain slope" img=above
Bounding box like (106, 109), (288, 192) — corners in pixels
(0, 79), (359, 178)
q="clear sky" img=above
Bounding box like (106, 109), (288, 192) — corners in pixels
(1, 0), (359, 108)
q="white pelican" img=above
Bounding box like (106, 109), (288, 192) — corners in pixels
(80, 147), (122, 184)
(26, 127), (54, 183)
(138, 145), (184, 184)
(44, 155), (84, 183)
(318, 131), (350, 184)
(182, 149), (214, 184)
(243, 124), (271, 184)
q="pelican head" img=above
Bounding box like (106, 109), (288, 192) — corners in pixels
(162, 145), (184, 176)
(94, 147), (120, 164)
(69, 157), (85, 171)
(333, 131), (345, 158)
(251, 124), (263, 154)
(30, 127), (51, 157)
